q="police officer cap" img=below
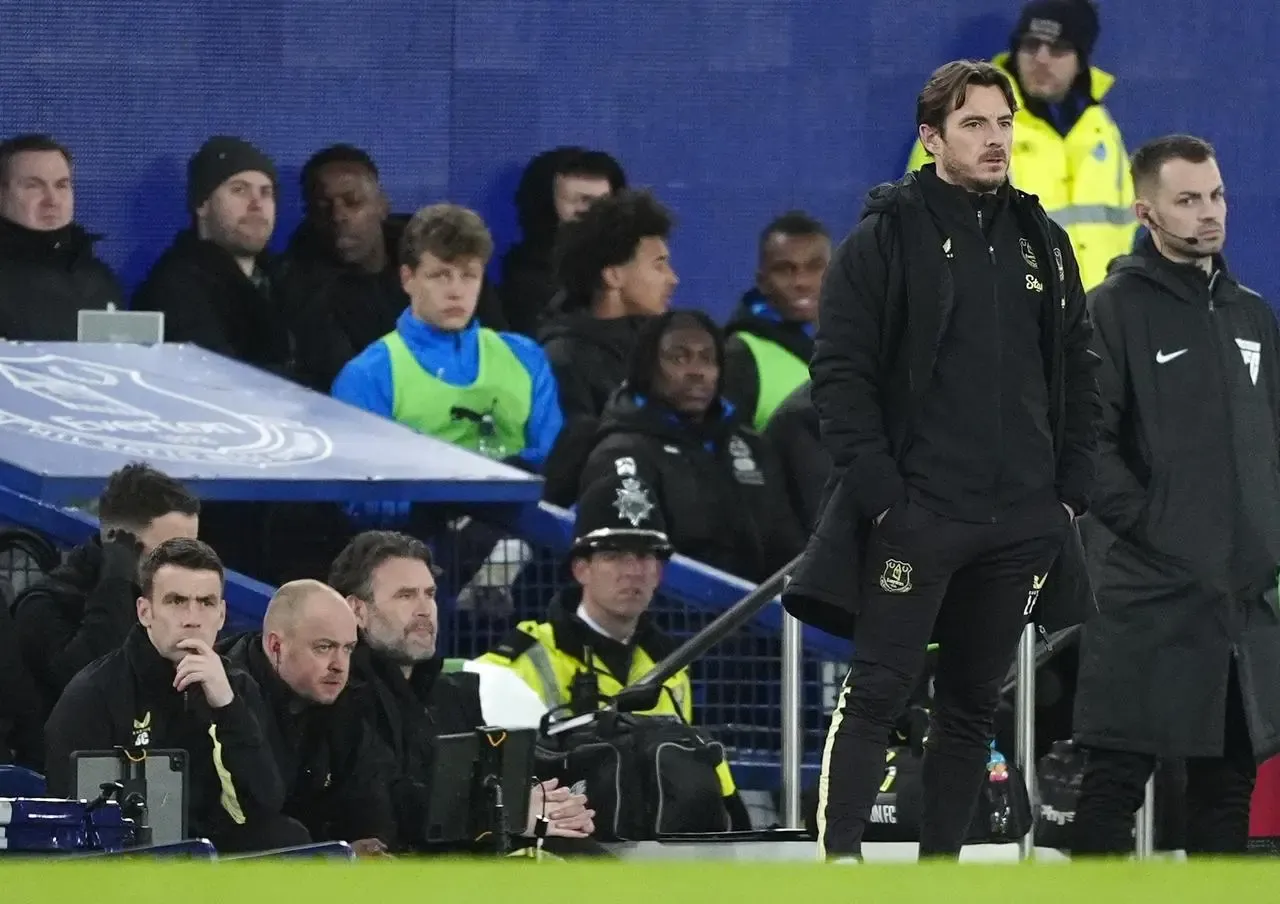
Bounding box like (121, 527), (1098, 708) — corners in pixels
(571, 466), (673, 560)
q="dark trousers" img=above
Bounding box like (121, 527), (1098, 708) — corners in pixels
(1072, 663), (1257, 856)
(818, 497), (1068, 859)
(208, 815), (313, 854)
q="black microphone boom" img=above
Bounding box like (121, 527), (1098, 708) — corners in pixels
(626, 553), (804, 695)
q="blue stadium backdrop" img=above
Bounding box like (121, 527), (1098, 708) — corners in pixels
(2, 0), (1276, 317)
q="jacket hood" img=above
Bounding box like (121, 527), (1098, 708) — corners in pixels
(0, 218), (103, 266)
(1104, 233), (1236, 306)
(861, 178), (912, 221)
(537, 309), (651, 353)
(597, 387), (739, 448)
(512, 147), (628, 245)
(161, 229), (275, 277)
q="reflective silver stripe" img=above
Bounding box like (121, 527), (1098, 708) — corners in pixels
(1047, 204), (1134, 228)
(522, 643), (563, 708)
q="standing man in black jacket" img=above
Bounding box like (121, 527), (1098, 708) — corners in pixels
(783, 60), (1100, 861)
(219, 579), (396, 855)
(44, 538), (299, 852)
(1072, 135), (1280, 856)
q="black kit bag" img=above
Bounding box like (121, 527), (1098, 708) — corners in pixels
(534, 709), (731, 841)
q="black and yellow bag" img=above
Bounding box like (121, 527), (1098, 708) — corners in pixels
(534, 710), (731, 841)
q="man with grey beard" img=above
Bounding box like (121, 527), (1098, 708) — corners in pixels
(327, 530), (596, 853)
(134, 136), (297, 379)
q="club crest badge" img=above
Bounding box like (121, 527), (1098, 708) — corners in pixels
(879, 559), (913, 594)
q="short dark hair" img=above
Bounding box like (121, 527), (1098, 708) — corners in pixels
(399, 203), (494, 270)
(0, 134), (72, 186)
(98, 462), (200, 532)
(139, 537), (224, 598)
(916, 59), (1018, 134)
(300, 143), (378, 197)
(328, 530), (439, 602)
(1131, 134), (1217, 197)
(625, 309), (725, 400)
(759, 210), (829, 257)
(554, 189), (674, 304)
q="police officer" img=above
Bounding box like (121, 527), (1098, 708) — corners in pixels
(1072, 135), (1280, 855)
(782, 59), (1099, 861)
(481, 473), (751, 830)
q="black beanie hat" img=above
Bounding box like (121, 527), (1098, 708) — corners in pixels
(1010, 0), (1100, 62)
(186, 136), (277, 213)
(570, 471), (673, 560)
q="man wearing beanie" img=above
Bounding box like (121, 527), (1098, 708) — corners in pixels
(907, 0), (1135, 290)
(0, 134), (122, 340)
(480, 472), (752, 831)
(134, 136), (297, 377)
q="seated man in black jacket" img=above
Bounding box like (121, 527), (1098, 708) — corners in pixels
(14, 462), (200, 731)
(538, 189), (677, 504)
(45, 538), (299, 852)
(327, 530), (595, 851)
(133, 136), (296, 378)
(0, 133), (122, 340)
(0, 597), (42, 769)
(280, 144), (508, 393)
(218, 579), (396, 855)
(579, 310), (806, 583)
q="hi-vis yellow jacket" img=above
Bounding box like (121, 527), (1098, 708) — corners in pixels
(479, 609), (738, 799)
(906, 54), (1136, 291)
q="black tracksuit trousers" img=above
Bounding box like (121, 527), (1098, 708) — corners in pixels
(1071, 661), (1257, 856)
(817, 497), (1069, 859)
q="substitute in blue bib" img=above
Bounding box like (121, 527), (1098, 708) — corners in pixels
(332, 203), (563, 470)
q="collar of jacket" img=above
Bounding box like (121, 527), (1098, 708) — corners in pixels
(893, 166), (1068, 419)
(123, 623), (179, 689)
(545, 586), (677, 665)
(351, 637), (445, 705)
(234, 633), (317, 719)
(170, 229), (274, 283)
(0, 217), (101, 266)
(726, 290), (816, 359)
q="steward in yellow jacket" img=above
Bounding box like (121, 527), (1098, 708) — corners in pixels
(907, 0), (1135, 290)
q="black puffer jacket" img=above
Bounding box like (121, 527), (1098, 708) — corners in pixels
(0, 218), (122, 339)
(133, 230), (297, 378)
(12, 535), (141, 712)
(219, 632), (398, 845)
(579, 391), (806, 582)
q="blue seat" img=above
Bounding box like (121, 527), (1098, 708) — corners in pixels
(0, 765), (47, 798)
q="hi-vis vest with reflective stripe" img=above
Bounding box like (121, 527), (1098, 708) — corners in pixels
(736, 332), (810, 431)
(905, 55), (1136, 291)
(477, 620), (738, 797)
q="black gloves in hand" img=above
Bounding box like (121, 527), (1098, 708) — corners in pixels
(100, 528), (144, 574)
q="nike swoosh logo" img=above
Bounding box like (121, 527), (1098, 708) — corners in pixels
(1156, 349), (1189, 364)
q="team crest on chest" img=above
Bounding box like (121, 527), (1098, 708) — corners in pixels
(1020, 238), (1038, 270)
